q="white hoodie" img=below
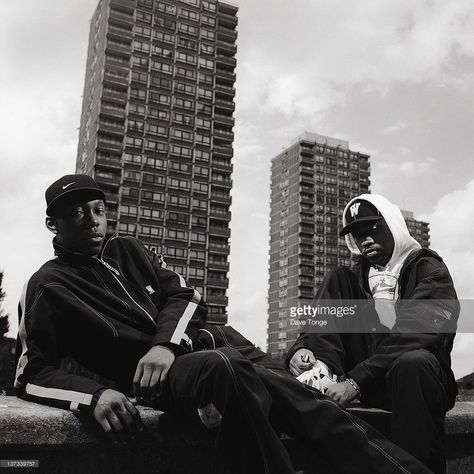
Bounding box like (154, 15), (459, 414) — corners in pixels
(342, 194), (421, 329)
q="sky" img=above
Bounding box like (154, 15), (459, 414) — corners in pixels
(0, 0), (473, 379)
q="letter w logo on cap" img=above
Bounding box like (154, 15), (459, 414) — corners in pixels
(350, 202), (361, 218)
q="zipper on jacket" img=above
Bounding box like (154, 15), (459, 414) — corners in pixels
(95, 256), (157, 327)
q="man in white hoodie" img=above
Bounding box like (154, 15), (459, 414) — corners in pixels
(287, 194), (459, 474)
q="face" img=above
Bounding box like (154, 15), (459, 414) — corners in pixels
(351, 218), (395, 267)
(48, 199), (107, 257)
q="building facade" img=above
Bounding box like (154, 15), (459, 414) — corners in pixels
(76, 0), (238, 324)
(267, 132), (371, 357)
(401, 210), (430, 248)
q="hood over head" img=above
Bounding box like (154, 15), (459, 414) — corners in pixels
(342, 194), (421, 268)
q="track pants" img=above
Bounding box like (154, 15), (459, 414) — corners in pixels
(162, 346), (432, 474)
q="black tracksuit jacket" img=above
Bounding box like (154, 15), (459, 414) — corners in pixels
(14, 235), (207, 411)
(286, 248), (460, 408)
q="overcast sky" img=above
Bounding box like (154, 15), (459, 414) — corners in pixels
(1, 0), (473, 379)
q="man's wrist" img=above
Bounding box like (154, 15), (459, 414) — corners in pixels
(346, 378), (361, 398)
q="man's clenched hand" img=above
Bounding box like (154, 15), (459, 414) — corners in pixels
(133, 345), (175, 398)
(289, 348), (316, 376)
(325, 381), (359, 407)
(93, 389), (144, 441)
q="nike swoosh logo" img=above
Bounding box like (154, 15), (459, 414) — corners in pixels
(62, 182), (75, 189)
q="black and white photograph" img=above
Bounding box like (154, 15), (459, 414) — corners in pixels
(0, 0), (473, 473)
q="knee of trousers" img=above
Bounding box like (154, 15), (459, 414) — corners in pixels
(200, 347), (253, 379)
(386, 350), (439, 384)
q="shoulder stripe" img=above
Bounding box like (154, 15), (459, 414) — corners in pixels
(14, 280), (30, 388)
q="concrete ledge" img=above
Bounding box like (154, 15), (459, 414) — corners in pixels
(0, 397), (473, 473)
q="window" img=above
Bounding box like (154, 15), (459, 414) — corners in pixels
(178, 23), (198, 36)
(131, 71), (148, 83)
(200, 43), (214, 55)
(155, 17), (176, 30)
(156, 2), (177, 14)
(144, 156), (167, 169)
(123, 170), (140, 181)
(145, 139), (167, 152)
(190, 249), (205, 260)
(177, 37), (197, 51)
(150, 76), (171, 89)
(119, 223), (137, 234)
(175, 66), (196, 80)
(199, 57), (214, 69)
(128, 120), (144, 133)
(153, 46), (173, 59)
(194, 165), (209, 177)
(179, 8), (199, 21)
(170, 161), (190, 173)
(142, 190), (165, 202)
(172, 129), (193, 141)
(133, 41), (150, 53)
(198, 71), (213, 84)
(192, 215), (207, 226)
(196, 134), (210, 145)
(192, 198), (207, 210)
(201, 29), (215, 41)
(176, 51), (197, 64)
(166, 229), (188, 240)
(193, 182), (208, 193)
(166, 212), (189, 225)
(196, 102), (211, 114)
(155, 31), (174, 43)
(140, 225), (163, 237)
(169, 178), (190, 190)
(134, 25), (151, 37)
(120, 204), (138, 216)
(146, 124), (168, 136)
(125, 137), (143, 148)
(166, 247), (188, 258)
(194, 149), (210, 161)
(148, 108), (170, 121)
(122, 187), (140, 199)
(132, 56), (149, 68)
(170, 144), (192, 157)
(149, 92), (171, 105)
(198, 87), (212, 99)
(136, 11), (152, 23)
(202, 1), (216, 13)
(151, 61), (172, 73)
(201, 14), (215, 26)
(143, 173), (165, 186)
(190, 232), (206, 243)
(141, 207), (163, 220)
(174, 97), (194, 110)
(173, 112), (194, 126)
(168, 195), (190, 207)
(130, 88), (146, 100)
(188, 267), (205, 278)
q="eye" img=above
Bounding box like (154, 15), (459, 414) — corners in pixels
(96, 208), (106, 216)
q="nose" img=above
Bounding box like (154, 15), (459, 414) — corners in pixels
(360, 235), (375, 248)
(84, 209), (99, 228)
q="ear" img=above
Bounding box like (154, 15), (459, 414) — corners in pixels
(45, 217), (58, 234)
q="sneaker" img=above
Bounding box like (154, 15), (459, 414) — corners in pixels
(297, 359), (337, 393)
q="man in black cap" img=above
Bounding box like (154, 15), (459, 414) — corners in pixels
(287, 194), (459, 474)
(15, 177), (435, 474)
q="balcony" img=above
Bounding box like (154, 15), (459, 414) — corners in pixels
(215, 99), (235, 113)
(209, 209), (231, 221)
(208, 260), (230, 271)
(214, 113), (234, 126)
(107, 24), (133, 41)
(215, 82), (236, 98)
(96, 138), (123, 154)
(100, 104), (126, 119)
(206, 278), (229, 288)
(217, 40), (237, 55)
(105, 40), (132, 57)
(206, 294), (228, 306)
(101, 88), (128, 105)
(216, 54), (236, 69)
(103, 70), (129, 88)
(217, 26), (237, 42)
(214, 128), (234, 140)
(98, 121), (125, 136)
(217, 11), (238, 29)
(213, 144), (233, 157)
(215, 68), (236, 84)
(109, 9), (134, 26)
(209, 225), (231, 238)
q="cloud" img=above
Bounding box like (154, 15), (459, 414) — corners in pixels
(383, 121), (408, 134)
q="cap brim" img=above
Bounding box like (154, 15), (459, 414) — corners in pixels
(339, 216), (382, 237)
(46, 188), (106, 216)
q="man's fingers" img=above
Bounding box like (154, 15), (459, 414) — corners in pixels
(140, 366), (153, 388)
(133, 363), (143, 385)
(149, 368), (162, 389)
(124, 400), (145, 432)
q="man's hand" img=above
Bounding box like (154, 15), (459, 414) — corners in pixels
(289, 348), (316, 376)
(133, 345), (175, 398)
(93, 389), (144, 442)
(325, 381), (359, 407)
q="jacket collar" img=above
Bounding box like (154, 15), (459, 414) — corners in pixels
(53, 234), (115, 265)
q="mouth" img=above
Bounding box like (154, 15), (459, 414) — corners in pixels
(363, 247), (380, 259)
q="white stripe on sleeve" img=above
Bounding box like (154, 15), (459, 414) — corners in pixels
(26, 383), (93, 407)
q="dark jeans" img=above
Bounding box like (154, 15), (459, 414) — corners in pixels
(161, 345), (432, 474)
(308, 266), (448, 474)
